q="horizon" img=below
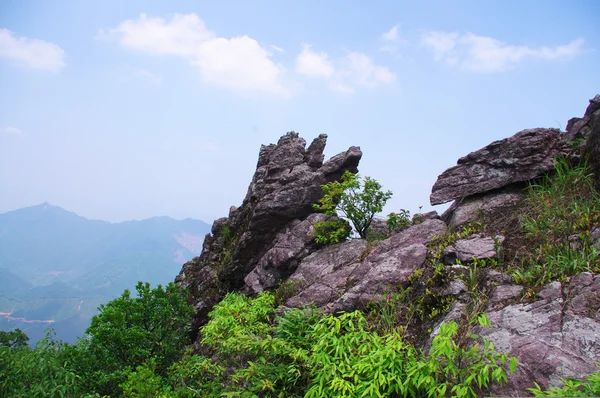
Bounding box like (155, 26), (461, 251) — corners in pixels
(1, 1), (599, 223)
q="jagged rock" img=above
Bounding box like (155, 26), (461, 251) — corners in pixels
(566, 94), (600, 140)
(430, 128), (566, 206)
(442, 234), (504, 265)
(365, 217), (390, 239)
(244, 213), (342, 293)
(176, 132), (362, 340)
(412, 211), (440, 224)
(478, 273), (600, 395)
(442, 189), (523, 230)
(285, 219), (448, 312)
(440, 279), (468, 297)
(581, 102), (600, 185)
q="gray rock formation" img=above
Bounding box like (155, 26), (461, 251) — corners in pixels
(478, 273), (600, 395)
(430, 128), (566, 205)
(176, 132), (362, 339)
(442, 189), (523, 230)
(442, 234), (504, 265)
(285, 219), (447, 312)
(566, 94), (600, 140)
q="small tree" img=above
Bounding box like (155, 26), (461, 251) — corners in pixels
(313, 171), (392, 239)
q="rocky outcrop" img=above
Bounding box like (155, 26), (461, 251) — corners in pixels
(175, 95), (600, 396)
(442, 233), (504, 265)
(566, 94), (600, 140)
(479, 273), (600, 395)
(176, 132), (361, 339)
(430, 128), (566, 206)
(285, 219), (447, 311)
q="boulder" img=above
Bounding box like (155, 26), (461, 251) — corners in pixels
(442, 189), (523, 230)
(442, 234), (504, 265)
(478, 273), (600, 395)
(285, 219), (448, 312)
(430, 128), (566, 205)
(566, 94), (600, 141)
(176, 132), (362, 340)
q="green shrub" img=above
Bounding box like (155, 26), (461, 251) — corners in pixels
(529, 365), (600, 396)
(312, 219), (352, 245)
(387, 209), (411, 232)
(313, 171), (393, 239)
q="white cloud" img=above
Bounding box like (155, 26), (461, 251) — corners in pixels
(2, 126), (23, 135)
(381, 25), (399, 41)
(102, 13), (288, 96)
(0, 28), (65, 71)
(421, 31), (584, 72)
(270, 45), (284, 53)
(295, 45), (395, 94)
(295, 44), (334, 78)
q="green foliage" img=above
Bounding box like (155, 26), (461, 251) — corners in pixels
(313, 171), (393, 239)
(82, 281), (193, 396)
(0, 328), (29, 349)
(306, 311), (515, 398)
(313, 219), (352, 245)
(529, 365), (600, 397)
(0, 330), (85, 397)
(515, 160), (600, 286)
(387, 209), (411, 232)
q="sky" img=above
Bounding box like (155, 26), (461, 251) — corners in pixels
(0, 1), (599, 223)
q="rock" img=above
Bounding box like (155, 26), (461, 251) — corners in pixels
(429, 301), (468, 341)
(430, 128), (566, 205)
(365, 217), (390, 239)
(566, 94), (600, 140)
(478, 274), (600, 395)
(442, 234), (504, 265)
(442, 189), (523, 230)
(581, 102), (600, 185)
(487, 285), (523, 310)
(176, 132), (362, 340)
(412, 211), (440, 225)
(244, 213), (341, 293)
(285, 219), (448, 312)
(440, 279), (468, 297)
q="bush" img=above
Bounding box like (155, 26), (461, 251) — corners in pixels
(313, 171), (392, 239)
(312, 219), (352, 245)
(529, 365), (600, 396)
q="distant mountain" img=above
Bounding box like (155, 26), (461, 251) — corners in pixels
(0, 203), (211, 344)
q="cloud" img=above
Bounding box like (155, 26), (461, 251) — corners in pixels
(295, 44), (334, 78)
(101, 13), (288, 97)
(270, 45), (284, 53)
(421, 31), (585, 72)
(138, 69), (162, 84)
(381, 25), (399, 41)
(0, 28), (65, 71)
(295, 45), (395, 94)
(2, 126), (23, 135)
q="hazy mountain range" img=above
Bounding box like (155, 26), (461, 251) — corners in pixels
(0, 203), (211, 344)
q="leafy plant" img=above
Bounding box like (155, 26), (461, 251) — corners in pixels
(387, 209), (411, 232)
(529, 364), (600, 396)
(312, 219), (352, 245)
(313, 171), (393, 239)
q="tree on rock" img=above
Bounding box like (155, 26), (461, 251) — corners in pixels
(313, 171), (392, 239)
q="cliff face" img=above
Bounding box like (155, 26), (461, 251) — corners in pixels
(177, 96), (600, 395)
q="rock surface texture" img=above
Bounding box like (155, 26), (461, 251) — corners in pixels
(430, 128), (566, 206)
(177, 95), (600, 396)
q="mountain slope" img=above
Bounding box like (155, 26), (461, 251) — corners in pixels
(0, 203), (210, 343)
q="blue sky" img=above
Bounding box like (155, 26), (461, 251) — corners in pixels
(0, 1), (599, 223)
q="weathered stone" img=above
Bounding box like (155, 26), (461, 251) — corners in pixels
(478, 274), (600, 395)
(442, 189), (523, 230)
(430, 128), (566, 205)
(244, 213), (344, 293)
(440, 279), (468, 297)
(487, 285), (523, 310)
(442, 234), (504, 264)
(176, 132), (362, 340)
(365, 217), (390, 239)
(581, 104), (600, 185)
(566, 94), (600, 140)
(285, 219), (447, 312)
